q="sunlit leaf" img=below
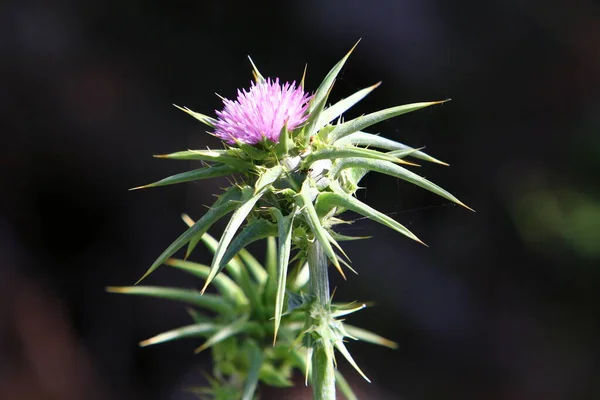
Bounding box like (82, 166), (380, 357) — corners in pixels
(203, 166), (283, 293)
(164, 259), (248, 306)
(304, 40), (360, 139)
(220, 219), (277, 276)
(130, 164), (238, 190)
(315, 82), (380, 134)
(315, 184), (425, 245)
(269, 207), (296, 343)
(248, 56), (265, 84)
(139, 323), (217, 347)
(137, 186), (244, 283)
(194, 317), (254, 353)
(329, 100), (448, 142)
(154, 149), (253, 170)
(303, 146), (416, 166)
(106, 286), (234, 316)
(343, 324), (398, 349)
(173, 104), (217, 127)
(330, 158), (473, 211)
(335, 130), (448, 165)
(333, 340), (371, 383)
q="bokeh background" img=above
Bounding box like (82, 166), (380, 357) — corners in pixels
(2, 0), (599, 399)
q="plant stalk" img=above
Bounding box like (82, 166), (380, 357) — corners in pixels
(307, 239), (336, 400)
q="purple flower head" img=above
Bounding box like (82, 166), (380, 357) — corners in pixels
(213, 78), (311, 145)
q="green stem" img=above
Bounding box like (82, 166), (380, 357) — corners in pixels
(307, 240), (336, 400)
(308, 239), (330, 304)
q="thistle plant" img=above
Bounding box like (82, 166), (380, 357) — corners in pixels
(110, 41), (471, 400)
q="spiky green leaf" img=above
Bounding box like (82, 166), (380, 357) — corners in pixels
(194, 317), (253, 353)
(237, 248), (268, 287)
(220, 218), (277, 276)
(248, 56), (265, 83)
(329, 100), (448, 142)
(304, 41), (360, 140)
(164, 259), (248, 306)
(315, 185), (425, 245)
(139, 323), (218, 347)
(269, 207), (296, 343)
(173, 104), (217, 127)
(106, 286), (234, 316)
(180, 216), (243, 281)
(333, 340), (371, 383)
(315, 82), (380, 133)
(331, 158), (472, 210)
(203, 166), (283, 293)
(335, 131), (448, 165)
(303, 146), (414, 167)
(130, 164), (239, 190)
(137, 186), (244, 283)
(154, 149), (253, 170)
(343, 324), (398, 349)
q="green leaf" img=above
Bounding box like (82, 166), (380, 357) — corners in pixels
(194, 317), (253, 353)
(164, 259), (248, 306)
(186, 307), (210, 323)
(235, 140), (268, 160)
(315, 184), (425, 245)
(329, 100), (448, 143)
(254, 165), (284, 194)
(335, 371), (358, 400)
(300, 63), (308, 90)
(220, 218), (277, 276)
(154, 149), (253, 170)
(265, 236), (277, 278)
(331, 303), (366, 318)
(343, 324), (398, 349)
(130, 164), (238, 190)
(241, 341), (263, 400)
(335, 131), (448, 165)
(295, 180), (344, 278)
(263, 236), (278, 302)
(238, 248), (268, 287)
(173, 104), (217, 127)
(139, 323), (218, 347)
(269, 207), (296, 344)
(309, 40), (359, 115)
(258, 364), (294, 387)
(331, 158), (473, 211)
(303, 146), (415, 166)
(203, 166), (283, 293)
(106, 286), (234, 316)
(292, 262), (310, 289)
(333, 340), (371, 383)
(304, 40), (360, 139)
(315, 82), (380, 134)
(137, 186), (244, 283)
(274, 123), (293, 158)
(330, 232), (371, 241)
(182, 226), (242, 281)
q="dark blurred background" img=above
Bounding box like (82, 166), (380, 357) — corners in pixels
(2, 0), (599, 399)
